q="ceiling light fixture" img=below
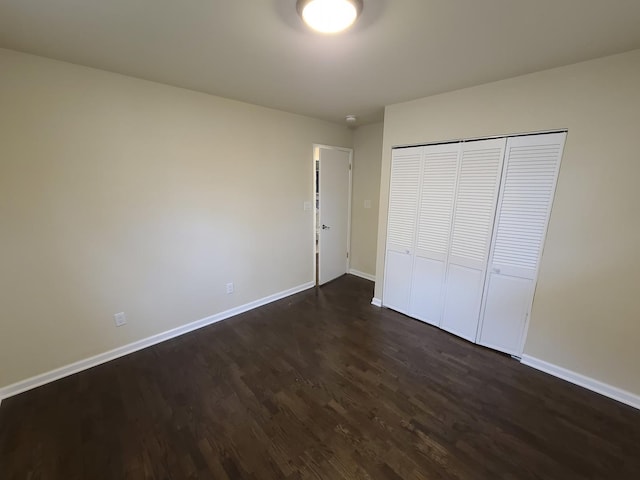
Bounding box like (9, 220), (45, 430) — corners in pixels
(297, 0), (364, 34)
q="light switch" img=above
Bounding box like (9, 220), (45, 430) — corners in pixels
(304, 201), (312, 211)
(113, 312), (127, 327)
(364, 200), (372, 209)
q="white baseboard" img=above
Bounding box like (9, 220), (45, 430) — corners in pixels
(371, 297), (382, 307)
(348, 269), (376, 282)
(520, 354), (640, 410)
(0, 281), (315, 405)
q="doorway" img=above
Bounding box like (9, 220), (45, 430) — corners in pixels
(314, 144), (353, 285)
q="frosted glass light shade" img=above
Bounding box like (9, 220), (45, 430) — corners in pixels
(297, 0), (363, 34)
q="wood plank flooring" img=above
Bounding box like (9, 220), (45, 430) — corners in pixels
(1, 275), (639, 479)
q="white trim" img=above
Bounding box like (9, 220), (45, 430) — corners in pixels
(520, 355), (640, 410)
(313, 145), (319, 284)
(371, 297), (382, 307)
(0, 282), (315, 405)
(391, 128), (569, 150)
(347, 150), (353, 273)
(348, 269), (376, 282)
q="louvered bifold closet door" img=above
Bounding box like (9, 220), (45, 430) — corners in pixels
(409, 143), (461, 325)
(383, 147), (423, 314)
(478, 132), (566, 355)
(440, 138), (506, 341)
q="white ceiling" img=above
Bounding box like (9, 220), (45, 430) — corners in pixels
(2, 0), (640, 125)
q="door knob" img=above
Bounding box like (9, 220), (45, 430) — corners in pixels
(322, 224), (331, 230)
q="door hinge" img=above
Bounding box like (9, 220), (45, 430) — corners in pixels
(349, 163), (352, 171)
(347, 252), (349, 258)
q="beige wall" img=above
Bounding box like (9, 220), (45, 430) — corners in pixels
(375, 49), (640, 396)
(350, 122), (383, 277)
(0, 48), (352, 389)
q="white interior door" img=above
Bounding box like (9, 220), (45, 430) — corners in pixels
(478, 132), (566, 355)
(409, 143), (461, 325)
(383, 147), (422, 313)
(318, 145), (351, 285)
(440, 138), (506, 341)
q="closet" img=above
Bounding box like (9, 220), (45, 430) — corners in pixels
(382, 132), (566, 356)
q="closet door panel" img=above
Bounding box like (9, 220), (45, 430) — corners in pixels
(384, 250), (415, 313)
(478, 132), (566, 355)
(385, 147), (422, 254)
(441, 138), (506, 341)
(480, 274), (532, 353)
(383, 147), (422, 313)
(442, 264), (486, 341)
(409, 143), (461, 325)
(410, 257), (446, 325)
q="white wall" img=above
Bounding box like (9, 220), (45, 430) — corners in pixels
(375, 49), (640, 396)
(350, 122), (383, 277)
(0, 48), (352, 389)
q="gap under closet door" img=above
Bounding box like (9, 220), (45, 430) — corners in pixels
(440, 138), (507, 342)
(478, 132), (566, 355)
(409, 142), (461, 326)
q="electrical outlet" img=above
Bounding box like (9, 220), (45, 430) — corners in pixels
(303, 201), (312, 211)
(226, 282), (234, 294)
(114, 312), (127, 327)
(364, 199), (372, 209)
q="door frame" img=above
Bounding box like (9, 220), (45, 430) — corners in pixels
(313, 144), (353, 285)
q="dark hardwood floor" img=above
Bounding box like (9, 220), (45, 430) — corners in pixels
(1, 275), (639, 479)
